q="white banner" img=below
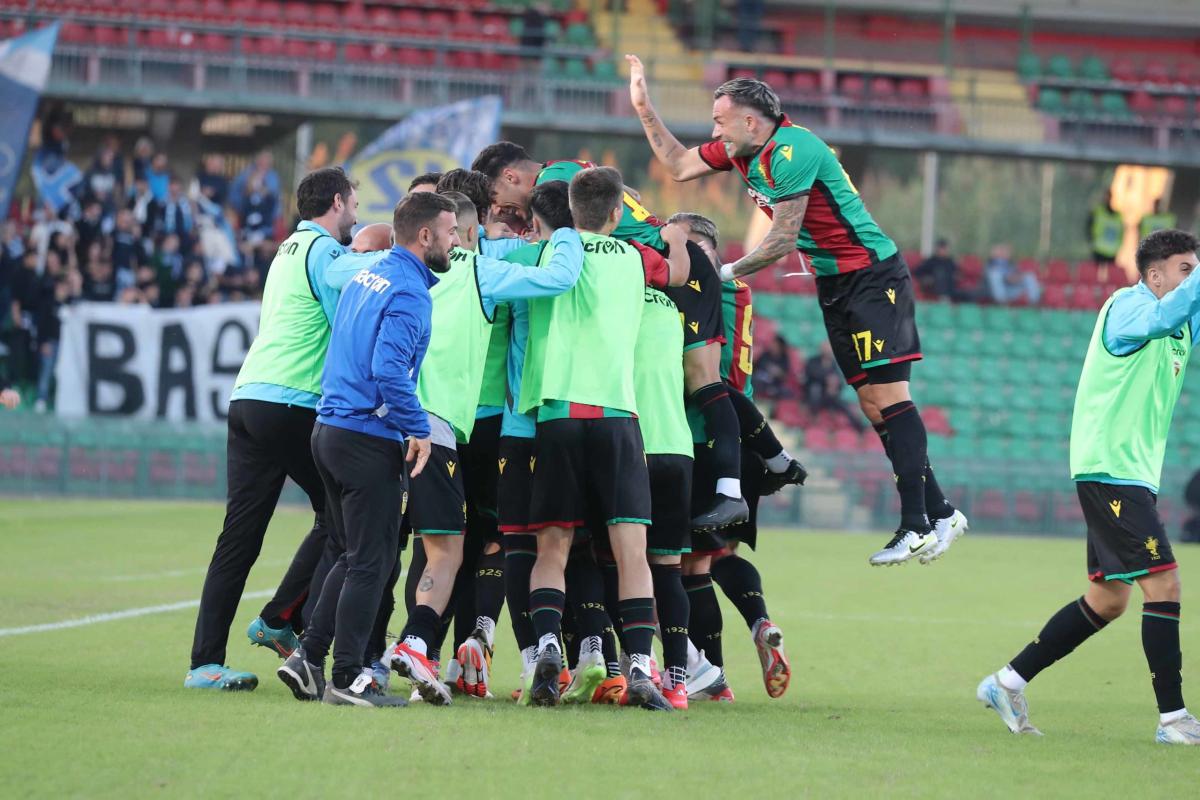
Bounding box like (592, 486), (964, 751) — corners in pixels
(55, 302), (261, 422)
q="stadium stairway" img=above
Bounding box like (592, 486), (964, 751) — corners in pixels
(588, 0), (710, 120)
(949, 67), (1044, 142)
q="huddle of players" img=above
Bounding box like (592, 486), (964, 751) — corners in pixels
(344, 151), (808, 711)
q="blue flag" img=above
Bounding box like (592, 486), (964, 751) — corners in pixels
(344, 96), (502, 220)
(0, 23), (58, 216)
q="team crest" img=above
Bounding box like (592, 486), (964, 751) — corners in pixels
(687, 279), (702, 292)
(1146, 537), (1161, 560)
(498, 457), (507, 475)
(1109, 499), (1122, 518)
(885, 288), (896, 304)
(447, 460), (456, 478)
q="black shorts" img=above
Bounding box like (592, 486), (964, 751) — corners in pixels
(1077, 481), (1177, 584)
(689, 443), (764, 553)
(497, 435), (536, 533)
(406, 443), (466, 536)
(461, 413), (501, 543)
(529, 417), (652, 529)
(648, 454), (693, 555)
(816, 252), (922, 388)
(665, 240), (725, 352)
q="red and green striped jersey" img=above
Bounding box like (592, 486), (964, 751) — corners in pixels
(536, 159), (666, 250)
(722, 279), (754, 398)
(698, 118), (898, 275)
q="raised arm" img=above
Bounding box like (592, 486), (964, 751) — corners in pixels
(720, 196), (808, 280)
(477, 229), (584, 302)
(626, 54), (716, 183)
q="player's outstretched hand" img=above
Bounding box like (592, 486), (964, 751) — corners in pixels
(626, 54), (649, 109)
(407, 436), (431, 477)
(484, 221), (517, 240)
(661, 220), (688, 251)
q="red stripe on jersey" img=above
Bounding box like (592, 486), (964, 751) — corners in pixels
(545, 158), (595, 169)
(758, 141), (778, 189)
(805, 185), (873, 272)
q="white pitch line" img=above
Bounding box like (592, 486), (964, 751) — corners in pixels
(0, 589), (276, 638)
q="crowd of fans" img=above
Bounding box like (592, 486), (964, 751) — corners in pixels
(913, 238), (1043, 305)
(1, 133), (285, 411)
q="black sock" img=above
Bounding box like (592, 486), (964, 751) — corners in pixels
(923, 459), (954, 521)
(1142, 601), (1184, 714)
(711, 554), (768, 630)
(473, 546), (506, 630)
(561, 604), (579, 670)
(599, 556), (626, 651)
(683, 573), (724, 667)
(880, 401), (931, 531)
(690, 382), (741, 490)
(651, 563), (689, 677)
(616, 597), (656, 662)
(566, 549), (615, 641)
(430, 602), (454, 664)
(1010, 597), (1109, 682)
(602, 628), (621, 677)
(399, 603), (442, 651)
(503, 534), (537, 651)
(529, 587), (566, 648)
(727, 389), (784, 460)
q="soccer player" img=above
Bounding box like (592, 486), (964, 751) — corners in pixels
(472, 143), (807, 530)
(978, 230), (1200, 744)
(627, 55), (965, 566)
(518, 166), (689, 710)
(669, 212), (792, 702)
(186, 168), (360, 691)
(276, 192), (451, 708)
(382, 191), (585, 705)
(408, 172), (442, 194)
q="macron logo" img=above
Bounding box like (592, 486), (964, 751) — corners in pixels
(352, 268), (392, 293)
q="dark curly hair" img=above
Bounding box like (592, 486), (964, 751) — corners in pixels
(1136, 228), (1198, 277)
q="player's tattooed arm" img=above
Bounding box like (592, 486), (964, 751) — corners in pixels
(626, 54), (716, 182)
(730, 196), (807, 278)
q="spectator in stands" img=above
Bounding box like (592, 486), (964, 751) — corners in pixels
(153, 233), (185, 305)
(8, 248), (41, 388)
(754, 333), (791, 402)
(74, 199), (107, 265)
(147, 153), (170, 203)
(231, 150), (281, 221)
(985, 243), (1041, 305)
(803, 340), (865, 432)
(128, 176), (160, 237)
(195, 154), (229, 207)
(33, 274), (70, 413)
(110, 209), (143, 279)
(84, 141), (123, 215)
(914, 238), (966, 301)
(1088, 188), (1122, 268)
(81, 251), (117, 303)
(520, 4), (549, 50)
(160, 176), (196, 254)
(131, 137), (155, 183)
(237, 170), (278, 246)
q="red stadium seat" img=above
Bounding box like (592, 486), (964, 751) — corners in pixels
(804, 426), (832, 451)
(897, 77), (927, 100)
(730, 67), (757, 80)
(763, 69), (790, 90)
(1143, 61), (1170, 84)
(790, 70), (819, 94)
(1043, 284), (1069, 308)
(1163, 94), (1189, 117)
(93, 25), (125, 47)
(976, 490), (1008, 520)
(1014, 492), (1042, 523)
(1129, 90), (1157, 115)
(1110, 57), (1137, 83)
(58, 22), (90, 44)
(868, 76), (896, 98)
(313, 3), (340, 24)
(1070, 284), (1100, 310)
(1018, 257), (1040, 274)
(201, 0), (226, 18)
(1075, 261), (1098, 283)
(1174, 60), (1200, 87)
(833, 428), (861, 451)
(249, 0), (281, 22)
(369, 7), (394, 28)
(774, 399), (806, 428)
(1045, 259), (1071, 283)
(838, 74), (866, 97)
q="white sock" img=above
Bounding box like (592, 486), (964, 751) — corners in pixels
(630, 652), (652, 679)
(521, 646), (537, 671)
(403, 635), (427, 656)
(686, 638), (702, 673)
(716, 478), (741, 499)
(537, 633), (560, 657)
(998, 665), (1027, 691)
(1161, 707), (1189, 725)
(475, 615), (495, 649)
(765, 450), (793, 473)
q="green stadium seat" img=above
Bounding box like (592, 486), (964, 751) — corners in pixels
(564, 22), (594, 48)
(1067, 89), (1096, 117)
(508, 18), (524, 38)
(1046, 54), (1074, 79)
(1099, 91), (1130, 118)
(591, 60), (618, 83)
(1016, 52), (1041, 81)
(1079, 56), (1109, 82)
(1037, 87), (1065, 114)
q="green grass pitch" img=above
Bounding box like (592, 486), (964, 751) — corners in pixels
(1, 498), (1197, 797)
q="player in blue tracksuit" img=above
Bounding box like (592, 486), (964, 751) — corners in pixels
(276, 192), (460, 708)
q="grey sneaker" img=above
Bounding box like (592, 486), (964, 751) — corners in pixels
(1156, 713), (1200, 745)
(920, 510), (968, 564)
(276, 647), (324, 702)
(323, 672), (408, 707)
(869, 529), (937, 566)
(977, 673), (1043, 735)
